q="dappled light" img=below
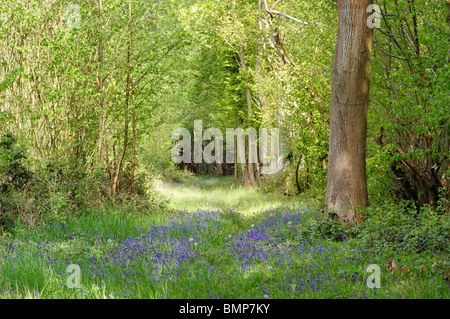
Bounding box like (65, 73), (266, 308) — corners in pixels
(0, 0), (448, 303)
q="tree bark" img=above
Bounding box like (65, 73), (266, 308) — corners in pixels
(111, 1), (132, 197)
(130, 76), (136, 199)
(446, 0), (450, 29)
(97, 0), (105, 167)
(234, 136), (238, 179)
(325, 0), (374, 223)
(239, 45), (259, 187)
(447, 0), (450, 64)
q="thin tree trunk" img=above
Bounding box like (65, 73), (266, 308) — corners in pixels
(130, 74), (136, 199)
(446, 0), (450, 29)
(97, 0), (105, 167)
(239, 45), (259, 187)
(445, 0), (450, 188)
(234, 136), (238, 179)
(325, 0), (374, 223)
(232, 0), (240, 182)
(256, 0), (266, 184)
(111, 2), (132, 197)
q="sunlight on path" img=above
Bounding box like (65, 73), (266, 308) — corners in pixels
(152, 176), (298, 216)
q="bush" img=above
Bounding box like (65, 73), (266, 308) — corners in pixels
(298, 209), (362, 242)
(259, 161), (297, 195)
(298, 200), (448, 259)
(0, 133), (33, 228)
(358, 201), (449, 255)
(0, 133), (32, 192)
(0, 133), (108, 230)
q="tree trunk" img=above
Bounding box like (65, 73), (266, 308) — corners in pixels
(325, 0), (374, 223)
(257, 0), (268, 184)
(446, 0), (450, 29)
(234, 136), (238, 179)
(111, 2), (132, 197)
(130, 76), (136, 199)
(97, 0), (105, 167)
(239, 45), (259, 187)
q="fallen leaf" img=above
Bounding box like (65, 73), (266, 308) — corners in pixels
(399, 266), (410, 274)
(431, 261), (438, 271)
(420, 265), (426, 274)
(387, 258), (397, 271)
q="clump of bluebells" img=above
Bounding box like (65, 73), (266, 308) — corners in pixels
(0, 204), (448, 299)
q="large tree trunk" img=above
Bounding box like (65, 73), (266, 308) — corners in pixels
(325, 0), (374, 223)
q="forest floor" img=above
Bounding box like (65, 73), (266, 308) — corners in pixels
(0, 176), (448, 299)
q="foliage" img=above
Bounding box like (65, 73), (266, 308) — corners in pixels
(358, 201), (450, 256)
(0, 177), (448, 299)
(299, 201), (449, 258)
(0, 0), (185, 225)
(0, 133), (31, 191)
(368, 0), (450, 209)
(0, 0), (448, 300)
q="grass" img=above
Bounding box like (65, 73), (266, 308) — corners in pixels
(0, 176), (448, 299)
(152, 175), (298, 216)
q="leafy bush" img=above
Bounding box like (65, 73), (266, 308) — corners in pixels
(298, 210), (361, 242)
(358, 202), (449, 255)
(0, 133), (33, 227)
(0, 133), (32, 192)
(0, 133), (107, 229)
(298, 200), (448, 260)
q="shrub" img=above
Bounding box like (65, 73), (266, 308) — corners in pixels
(298, 209), (362, 242)
(358, 201), (449, 255)
(0, 133), (32, 192)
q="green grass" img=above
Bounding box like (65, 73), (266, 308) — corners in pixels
(0, 176), (448, 299)
(153, 175), (298, 216)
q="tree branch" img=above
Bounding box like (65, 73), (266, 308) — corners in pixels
(271, 10), (310, 25)
(131, 39), (182, 90)
(264, 0), (326, 26)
